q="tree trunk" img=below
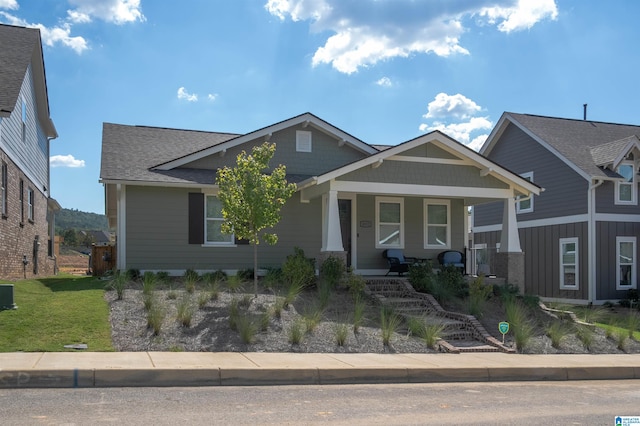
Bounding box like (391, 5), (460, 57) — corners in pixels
(253, 242), (258, 298)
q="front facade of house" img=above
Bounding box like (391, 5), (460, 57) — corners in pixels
(0, 24), (59, 279)
(473, 112), (640, 304)
(100, 113), (538, 278)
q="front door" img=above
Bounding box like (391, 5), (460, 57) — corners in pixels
(338, 199), (352, 267)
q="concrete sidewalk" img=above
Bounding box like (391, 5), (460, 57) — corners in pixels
(0, 352), (639, 388)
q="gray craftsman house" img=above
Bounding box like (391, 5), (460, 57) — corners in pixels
(100, 113), (539, 279)
(0, 24), (59, 279)
(473, 112), (640, 304)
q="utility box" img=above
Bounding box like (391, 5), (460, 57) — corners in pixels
(0, 284), (17, 310)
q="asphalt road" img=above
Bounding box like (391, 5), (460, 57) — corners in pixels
(0, 380), (638, 425)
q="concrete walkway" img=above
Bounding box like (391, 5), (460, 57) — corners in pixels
(1, 352), (639, 388)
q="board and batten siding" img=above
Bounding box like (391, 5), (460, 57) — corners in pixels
(125, 185), (322, 271)
(184, 125), (367, 177)
(356, 194), (467, 270)
(595, 221), (640, 300)
(474, 122), (588, 227)
(0, 64), (50, 194)
(474, 222), (589, 300)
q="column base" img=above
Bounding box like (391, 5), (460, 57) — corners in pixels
(494, 252), (525, 294)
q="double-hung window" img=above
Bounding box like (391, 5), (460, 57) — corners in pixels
(615, 161), (636, 205)
(617, 236), (636, 290)
(375, 197), (403, 249)
(27, 187), (34, 221)
(424, 199), (450, 249)
(517, 172), (534, 213)
(205, 195), (233, 245)
(559, 237), (578, 289)
(1, 162), (7, 217)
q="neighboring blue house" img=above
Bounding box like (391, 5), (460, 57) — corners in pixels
(473, 112), (640, 304)
(0, 24), (59, 279)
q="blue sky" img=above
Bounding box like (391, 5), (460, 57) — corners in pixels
(1, 0), (639, 214)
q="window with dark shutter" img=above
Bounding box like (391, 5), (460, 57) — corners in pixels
(188, 193), (204, 244)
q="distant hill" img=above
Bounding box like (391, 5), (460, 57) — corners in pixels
(56, 208), (108, 233)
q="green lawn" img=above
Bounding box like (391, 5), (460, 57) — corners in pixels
(0, 275), (114, 352)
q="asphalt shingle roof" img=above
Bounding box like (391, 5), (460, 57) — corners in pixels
(0, 24), (40, 115)
(100, 123), (240, 184)
(508, 113), (640, 179)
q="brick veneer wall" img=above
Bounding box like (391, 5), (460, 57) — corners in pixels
(0, 150), (55, 280)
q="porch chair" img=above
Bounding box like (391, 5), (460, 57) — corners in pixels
(382, 249), (419, 276)
(437, 250), (465, 273)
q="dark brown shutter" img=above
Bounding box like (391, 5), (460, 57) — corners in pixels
(188, 193), (204, 244)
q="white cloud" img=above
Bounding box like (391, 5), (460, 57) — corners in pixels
(419, 93), (492, 151)
(0, 0), (18, 10)
(67, 0), (145, 24)
(207, 93), (218, 101)
(50, 154), (85, 168)
(265, 0), (558, 73)
(424, 93), (481, 120)
(0, 12), (89, 53)
(375, 77), (392, 87)
(177, 87), (198, 102)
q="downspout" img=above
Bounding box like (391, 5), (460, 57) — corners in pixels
(588, 179), (603, 303)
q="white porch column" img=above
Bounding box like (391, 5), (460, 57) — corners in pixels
(500, 196), (522, 253)
(322, 190), (344, 252)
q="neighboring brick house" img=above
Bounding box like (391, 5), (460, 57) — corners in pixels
(0, 24), (59, 279)
(473, 112), (640, 304)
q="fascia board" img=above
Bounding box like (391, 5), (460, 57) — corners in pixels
(153, 113), (376, 171)
(99, 178), (218, 189)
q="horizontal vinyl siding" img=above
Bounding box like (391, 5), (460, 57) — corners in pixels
(125, 185), (322, 271)
(339, 161), (508, 189)
(487, 123), (588, 221)
(357, 195), (466, 269)
(185, 125), (366, 177)
(473, 200), (503, 227)
(0, 64), (49, 193)
(595, 180), (640, 214)
(596, 221), (640, 301)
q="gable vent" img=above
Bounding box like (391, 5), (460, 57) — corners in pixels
(296, 130), (312, 152)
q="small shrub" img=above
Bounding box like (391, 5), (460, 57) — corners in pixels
(183, 269), (199, 293)
(429, 277), (455, 304)
(320, 255), (345, 288)
(579, 305), (606, 324)
(143, 292), (155, 312)
(147, 302), (166, 335)
(105, 269), (128, 300)
(283, 281), (305, 308)
(380, 307), (402, 347)
(273, 297), (285, 319)
(334, 322), (349, 346)
(239, 294), (253, 308)
(263, 267), (283, 290)
(156, 271), (170, 284)
(317, 280), (332, 309)
(288, 318), (305, 344)
(423, 323), (445, 349)
(494, 282), (520, 303)
(605, 323), (617, 339)
(406, 317), (426, 338)
(408, 262), (435, 293)
(126, 269), (141, 282)
(237, 268), (254, 281)
(302, 304), (324, 334)
(207, 279), (221, 301)
(226, 274), (245, 293)
(615, 327), (629, 351)
(282, 247), (316, 289)
(259, 309), (271, 332)
(575, 325), (594, 350)
(504, 298), (536, 352)
(546, 321), (569, 349)
(437, 265), (468, 299)
(142, 271), (157, 294)
(237, 315), (258, 344)
(197, 292), (210, 308)
(353, 294), (366, 333)
(522, 293), (540, 309)
(626, 312), (640, 339)
(467, 275), (492, 318)
(176, 294), (195, 327)
(229, 299), (240, 331)
(167, 287), (178, 300)
(345, 269), (366, 296)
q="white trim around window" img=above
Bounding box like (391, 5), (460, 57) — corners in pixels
(517, 171), (534, 213)
(424, 199), (450, 249)
(616, 236), (637, 290)
(559, 237), (578, 290)
(375, 196), (404, 249)
(204, 194), (235, 246)
(615, 161), (637, 205)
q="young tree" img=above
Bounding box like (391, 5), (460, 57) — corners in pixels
(216, 142), (297, 296)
